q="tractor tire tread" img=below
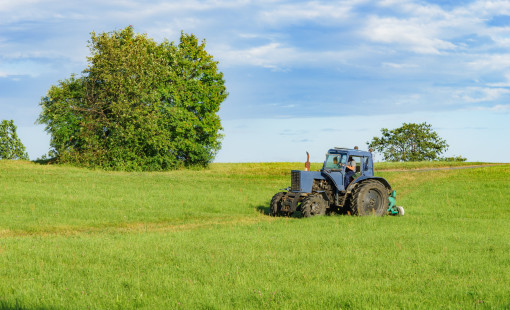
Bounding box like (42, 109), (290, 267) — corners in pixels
(270, 192), (286, 217)
(349, 180), (388, 216)
(301, 194), (327, 218)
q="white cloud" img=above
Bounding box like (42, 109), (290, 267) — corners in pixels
(0, 60), (53, 78)
(0, 0), (252, 26)
(392, 93), (421, 106)
(259, 1), (362, 25)
(468, 54), (510, 71)
(466, 0), (510, 16)
(0, 0), (41, 12)
(217, 42), (297, 69)
(481, 25), (510, 49)
(363, 16), (457, 54)
(214, 41), (355, 69)
(471, 104), (510, 113)
(454, 87), (510, 103)
(382, 62), (419, 69)
(0, 0), (75, 24)
(488, 104), (510, 112)
(378, 0), (449, 18)
(362, 0), (510, 56)
(487, 74), (510, 87)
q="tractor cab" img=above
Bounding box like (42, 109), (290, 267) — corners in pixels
(322, 147), (375, 179)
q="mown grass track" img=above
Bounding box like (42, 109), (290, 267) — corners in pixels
(0, 160), (509, 309)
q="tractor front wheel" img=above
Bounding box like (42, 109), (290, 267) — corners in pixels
(301, 195), (327, 218)
(350, 181), (388, 216)
(270, 192), (286, 216)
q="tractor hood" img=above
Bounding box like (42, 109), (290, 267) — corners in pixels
(290, 170), (344, 193)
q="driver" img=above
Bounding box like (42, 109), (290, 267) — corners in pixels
(333, 156), (340, 167)
(344, 156), (356, 187)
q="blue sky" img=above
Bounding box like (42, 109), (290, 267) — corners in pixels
(1, 0), (509, 162)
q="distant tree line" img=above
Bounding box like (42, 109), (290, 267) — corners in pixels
(2, 119), (466, 164)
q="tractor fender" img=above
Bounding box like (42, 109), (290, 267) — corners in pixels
(321, 170), (340, 190)
(347, 176), (392, 192)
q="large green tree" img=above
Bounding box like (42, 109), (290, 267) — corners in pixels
(367, 122), (449, 162)
(0, 120), (29, 160)
(38, 26), (227, 171)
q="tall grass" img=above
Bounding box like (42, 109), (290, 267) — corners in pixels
(0, 160), (509, 309)
(374, 160), (489, 170)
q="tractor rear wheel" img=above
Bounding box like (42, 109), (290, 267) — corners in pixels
(301, 195), (327, 217)
(270, 192), (286, 216)
(350, 180), (388, 216)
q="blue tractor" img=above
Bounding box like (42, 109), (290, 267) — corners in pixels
(270, 147), (403, 217)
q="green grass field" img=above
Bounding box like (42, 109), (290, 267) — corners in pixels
(0, 160), (509, 309)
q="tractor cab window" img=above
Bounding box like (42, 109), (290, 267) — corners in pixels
(363, 157), (369, 171)
(324, 153), (347, 170)
(345, 156), (364, 179)
(351, 156), (362, 173)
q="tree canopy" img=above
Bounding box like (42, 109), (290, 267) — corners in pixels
(37, 26), (227, 171)
(367, 122), (449, 162)
(0, 120), (29, 160)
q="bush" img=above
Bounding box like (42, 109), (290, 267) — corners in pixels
(441, 155), (467, 162)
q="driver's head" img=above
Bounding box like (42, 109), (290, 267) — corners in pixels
(333, 157), (338, 164)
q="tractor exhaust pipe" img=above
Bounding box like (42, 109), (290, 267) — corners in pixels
(305, 151), (310, 171)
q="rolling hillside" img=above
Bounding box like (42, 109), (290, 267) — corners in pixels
(0, 160), (509, 309)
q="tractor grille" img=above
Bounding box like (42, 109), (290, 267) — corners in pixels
(291, 171), (301, 191)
